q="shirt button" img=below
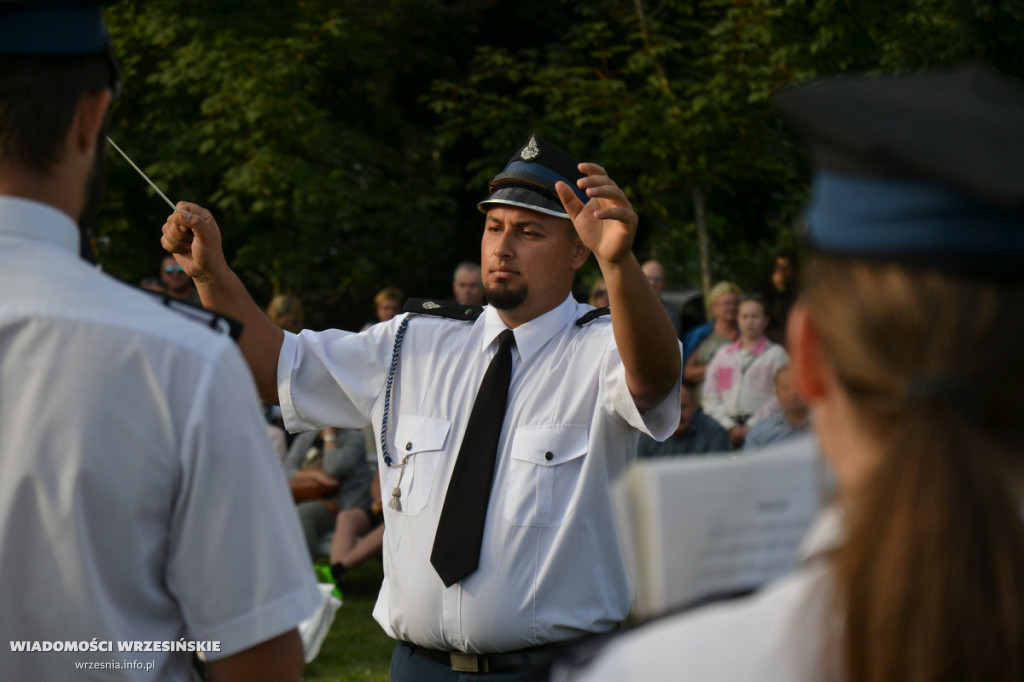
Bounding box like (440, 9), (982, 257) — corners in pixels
(545, 451), (554, 461)
(405, 442), (412, 450)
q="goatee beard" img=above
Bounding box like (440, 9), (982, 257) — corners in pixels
(485, 283), (528, 310)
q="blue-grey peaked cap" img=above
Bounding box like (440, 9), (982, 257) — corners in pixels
(0, 0), (122, 95)
(0, 0), (115, 55)
(774, 63), (1024, 281)
(478, 134), (590, 220)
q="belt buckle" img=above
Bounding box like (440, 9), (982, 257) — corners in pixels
(450, 652), (488, 673)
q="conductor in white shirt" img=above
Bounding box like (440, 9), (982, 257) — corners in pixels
(162, 133), (683, 681)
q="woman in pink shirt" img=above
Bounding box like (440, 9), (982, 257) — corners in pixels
(701, 293), (789, 448)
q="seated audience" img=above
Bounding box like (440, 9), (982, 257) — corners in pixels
(637, 383), (730, 456)
(265, 294), (306, 456)
(702, 293), (788, 448)
(642, 259), (682, 337)
(743, 365), (809, 450)
(327, 471), (385, 592)
(266, 293), (305, 334)
(361, 286), (404, 331)
(760, 251), (798, 346)
(452, 261), (486, 305)
(283, 427), (373, 561)
(139, 276), (165, 294)
(682, 281), (741, 405)
(159, 253), (201, 304)
(589, 278), (609, 308)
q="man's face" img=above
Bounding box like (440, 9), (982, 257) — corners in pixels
(772, 257), (794, 291)
(481, 206), (586, 323)
(677, 388), (697, 434)
(642, 261), (666, 295)
(160, 256), (187, 289)
(738, 300), (769, 340)
(376, 298), (402, 322)
(774, 366), (807, 414)
(453, 266), (485, 306)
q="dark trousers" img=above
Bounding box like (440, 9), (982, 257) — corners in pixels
(390, 642), (552, 682)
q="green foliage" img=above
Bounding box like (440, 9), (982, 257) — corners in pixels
(425, 0), (1024, 289)
(102, 0), (473, 330)
(97, 0), (1024, 326)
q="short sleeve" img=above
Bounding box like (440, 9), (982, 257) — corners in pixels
(166, 338), (322, 659)
(603, 338), (683, 442)
(278, 319), (400, 433)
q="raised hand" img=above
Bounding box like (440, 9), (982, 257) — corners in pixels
(160, 201), (228, 284)
(555, 163), (639, 266)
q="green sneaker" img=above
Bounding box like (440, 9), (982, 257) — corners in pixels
(313, 564), (344, 603)
(313, 564), (333, 584)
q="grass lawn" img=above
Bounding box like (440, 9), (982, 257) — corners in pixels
(305, 561), (394, 682)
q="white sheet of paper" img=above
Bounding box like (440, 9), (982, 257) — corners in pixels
(613, 434), (830, 620)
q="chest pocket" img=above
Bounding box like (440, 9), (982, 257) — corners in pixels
(503, 425), (588, 527)
(383, 415), (450, 516)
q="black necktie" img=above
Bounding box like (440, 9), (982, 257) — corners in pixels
(430, 328), (515, 587)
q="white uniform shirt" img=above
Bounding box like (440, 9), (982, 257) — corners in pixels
(554, 508), (843, 682)
(279, 295), (682, 653)
(0, 197), (322, 680)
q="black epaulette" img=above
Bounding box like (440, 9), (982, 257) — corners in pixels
(404, 298), (483, 322)
(142, 289), (243, 341)
(575, 306), (610, 326)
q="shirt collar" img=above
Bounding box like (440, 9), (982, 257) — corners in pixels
(482, 294), (580, 363)
(0, 196), (80, 255)
(726, 335), (769, 355)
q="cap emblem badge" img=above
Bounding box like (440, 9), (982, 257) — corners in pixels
(520, 135), (540, 161)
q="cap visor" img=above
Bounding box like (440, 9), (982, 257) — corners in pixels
(477, 187), (569, 219)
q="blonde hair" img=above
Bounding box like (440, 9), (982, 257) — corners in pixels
(805, 255), (1024, 682)
(374, 287), (404, 308)
(707, 281), (740, 309)
(266, 294), (304, 330)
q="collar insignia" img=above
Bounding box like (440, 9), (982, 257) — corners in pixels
(422, 301), (441, 310)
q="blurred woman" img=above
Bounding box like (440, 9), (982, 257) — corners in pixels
(681, 281), (740, 404)
(266, 293), (305, 334)
(557, 65), (1024, 682)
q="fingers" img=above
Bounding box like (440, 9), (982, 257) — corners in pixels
(173, 201), (215, 237)
(162, 201), (222, 251)
(592, 206), (637, 225)
(160, 217), (193, 254)
(578, 162), (608, 177)
(571, 162), (638, 229)
(555, 181), (583, 221)
(576, 163), (631, 207)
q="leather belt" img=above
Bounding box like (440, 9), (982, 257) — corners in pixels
(402, 641), (565, 673)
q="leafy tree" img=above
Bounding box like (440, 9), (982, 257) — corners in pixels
(98, 0), (1024, 329)
(427, 0), (1024, 301)
(102, 0), (479, 330)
